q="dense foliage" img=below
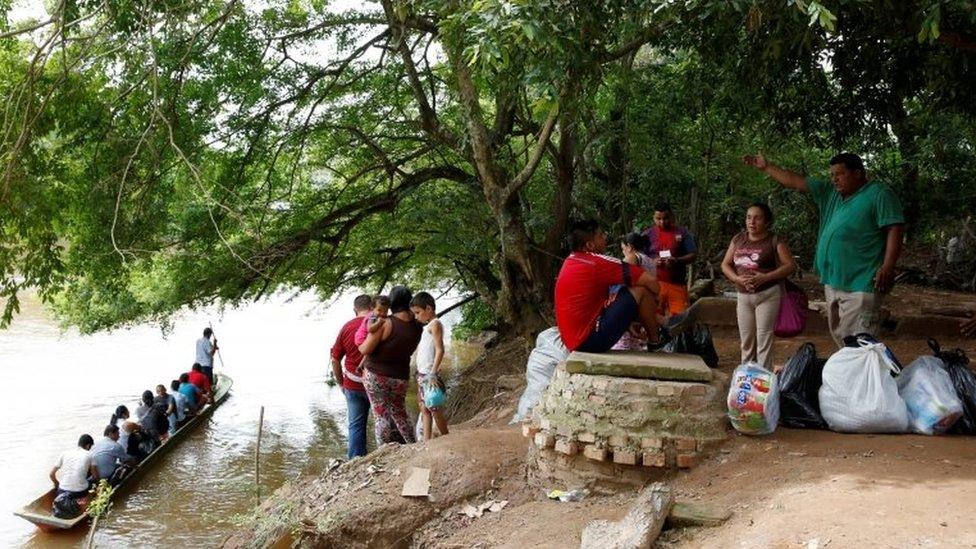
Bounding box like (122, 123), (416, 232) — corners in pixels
(1, 1), (974, 335)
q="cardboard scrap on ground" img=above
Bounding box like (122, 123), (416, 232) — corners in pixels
(401, 467), (431, 497)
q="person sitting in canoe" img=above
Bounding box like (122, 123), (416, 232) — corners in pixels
(169, 379), (190, 430)
(91, 425), (136, 487)
(111, 405), (146, 460)
(187, 363), (213, 404)
(50, 434), (97, 499)
(154, 384), (179, 435)
(135, 390), (169, 447)
(178, 373), (203, 415)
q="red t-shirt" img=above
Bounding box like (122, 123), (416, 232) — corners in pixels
(554, 252), (645, 351)
(187, 370), (211, 393)
(331, 316), (366, 391)
(654, 229), (678, 283)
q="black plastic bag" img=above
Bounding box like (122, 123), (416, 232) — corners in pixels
(52, 492), (82, 519)
(777, 342), (828, 429)
(662, 325), (719, 368)
(930, 339), (976, 435)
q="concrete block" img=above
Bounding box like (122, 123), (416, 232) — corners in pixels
(677, 452), (699, 469)
(580, 411), (596, 423)
(641, 437), (664, 449)
(682, 384), (707, 397)
(612, 448), (639, 465)
(583, 444), (609, 462)
(555, 439), (579, 456)
(534, 431), (555, 449)
(657, 385), (676, 397)
(592, 377), (610, 391)
(642, 450), (666, 467)
(565, 351), (712, 382)
(608, 434), (629, 447)
(588, 394), (607, 405)
(522, 423), (540, 439)
(578, 432), (597, 443)
(562, 389), (575, 399)
(675, 437), (698, 452)
(556, 425), (575, 438)
(539, 417), (551, 430)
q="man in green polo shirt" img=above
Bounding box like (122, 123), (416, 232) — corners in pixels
(742, 152), (905, 347)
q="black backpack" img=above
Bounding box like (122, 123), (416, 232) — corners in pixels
(52, 492), (82, 519)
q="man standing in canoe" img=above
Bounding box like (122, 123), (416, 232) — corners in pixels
(195, 328), (219, 386)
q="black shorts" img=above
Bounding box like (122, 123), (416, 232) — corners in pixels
(577, 287), (638, 353)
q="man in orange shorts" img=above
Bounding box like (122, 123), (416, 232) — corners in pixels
(642, 202), (698, 317)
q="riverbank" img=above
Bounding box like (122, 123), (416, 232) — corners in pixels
(223, 283), (976, 548)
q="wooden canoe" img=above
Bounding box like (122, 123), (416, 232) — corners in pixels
(14, 373), (234, 531)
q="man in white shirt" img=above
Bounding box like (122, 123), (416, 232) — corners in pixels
(195, 327), (219, 386)
(50, 434), (97, 498)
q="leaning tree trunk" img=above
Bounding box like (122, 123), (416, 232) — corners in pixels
(493, 193), (553, 339)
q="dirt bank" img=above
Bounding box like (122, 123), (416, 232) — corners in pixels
(225, 283), (976, 548)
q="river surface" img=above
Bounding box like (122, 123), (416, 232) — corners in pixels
(0, 291), (458, 547)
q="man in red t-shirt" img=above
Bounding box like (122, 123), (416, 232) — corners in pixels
(642, 202), (698, 316)
(555, 219), (661, 352)
(330, 294), (373, 458)
(187, 363), (212, 402)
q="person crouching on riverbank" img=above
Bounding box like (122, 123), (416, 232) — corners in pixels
(410, 291), (449, 441)
(359, 286), (423, 445)
(555, 219), (661, 352)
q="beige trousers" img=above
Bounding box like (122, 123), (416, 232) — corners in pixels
(736, 285), (782, 369)
(824, 285), (882, 348)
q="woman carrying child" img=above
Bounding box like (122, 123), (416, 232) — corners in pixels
(359, 286), (423, 444)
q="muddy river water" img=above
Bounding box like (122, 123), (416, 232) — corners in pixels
(0, 291), (459, 547)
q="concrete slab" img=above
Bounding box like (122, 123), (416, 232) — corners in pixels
(564, 351), (712, 382)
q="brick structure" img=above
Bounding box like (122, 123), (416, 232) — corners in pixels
(524, 351), (729, 489)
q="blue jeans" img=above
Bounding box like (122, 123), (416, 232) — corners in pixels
(344, 388), (370, 459)
(577, 286), (639, 353)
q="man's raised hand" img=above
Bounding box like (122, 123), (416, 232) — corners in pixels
(742, 152), (767, 171)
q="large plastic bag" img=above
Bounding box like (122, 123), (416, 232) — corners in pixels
(777, 342), (828, 430)
(727, 362), (780, 435)
(897, 356), (963, 435)
(929, 339), (976, 434)
(512, 327), (570, 422)
(819, 339), (909, 433)
(662, 324), (719, 368)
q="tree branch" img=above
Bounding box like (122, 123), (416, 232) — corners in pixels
(509, 103), (559, 192)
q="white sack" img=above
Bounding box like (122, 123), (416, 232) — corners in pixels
(819, 340), (909, 433)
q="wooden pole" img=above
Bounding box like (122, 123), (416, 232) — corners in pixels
(85, 516), (98, 548)
(256, 406), (264, 504)
(208, 321), (226, 387)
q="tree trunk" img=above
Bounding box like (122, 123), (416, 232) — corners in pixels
(601, 54), (637, 234)
(890, 107), (920, 229)
(494, 192), (552, 339)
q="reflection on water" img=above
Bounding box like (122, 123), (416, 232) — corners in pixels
(0, 291), (456, 548)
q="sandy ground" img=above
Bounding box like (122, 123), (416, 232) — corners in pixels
(228, 282), (976, 548)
